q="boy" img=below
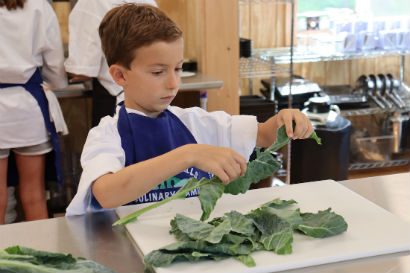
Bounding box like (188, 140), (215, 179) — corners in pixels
(66, 4), (313, 216)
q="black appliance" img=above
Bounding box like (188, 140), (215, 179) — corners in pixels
(322, 85), (369, 109)
(261, 76), (322, 110)
(290, 96), (352, 184)
(239, 95), (276, 122)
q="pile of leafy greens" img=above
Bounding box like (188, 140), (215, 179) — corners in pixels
(114, 124), (321, 226)
(0, 246), (115, 273)
(144, 199), (348, 271)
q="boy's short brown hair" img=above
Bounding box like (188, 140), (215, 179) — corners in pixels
(99, 4), (182, 69)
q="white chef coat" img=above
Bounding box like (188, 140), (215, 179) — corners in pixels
(66, 106), (258, 216)
(0, 0), (67, 149)
(64, 0), (157, 99)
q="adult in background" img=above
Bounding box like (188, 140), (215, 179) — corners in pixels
(65, 0), (157, 127)
(0, 0), (67, 223)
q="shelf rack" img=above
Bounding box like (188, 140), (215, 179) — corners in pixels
(239, 57), (290, 78)
(349, 160), (410, 171)
(255, 47), (410, 64)
(240, 48), (410, 85)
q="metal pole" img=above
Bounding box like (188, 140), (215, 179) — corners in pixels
(286, 0), (295, 184)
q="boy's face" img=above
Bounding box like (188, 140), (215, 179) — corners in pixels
(121, 38), (184, 117)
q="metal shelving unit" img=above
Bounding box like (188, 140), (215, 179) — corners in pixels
(239, 0), (410, 174)
(239, 57), (289, 78)
(349, 159), (410, 171)
(255, 47), (410, 64)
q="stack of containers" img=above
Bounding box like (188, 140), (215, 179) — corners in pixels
(297, 9), (410, 54)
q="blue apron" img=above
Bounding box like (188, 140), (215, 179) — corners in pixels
(0, 69), (63, 186)
(116, 104), (212, 205)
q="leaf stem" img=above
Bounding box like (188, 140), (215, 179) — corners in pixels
(113, 179), (211, 226)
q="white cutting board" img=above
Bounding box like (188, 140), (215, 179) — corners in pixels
(116, 180), (410, 273)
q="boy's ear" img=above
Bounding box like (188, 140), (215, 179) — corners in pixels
(109, 64), (128, 87)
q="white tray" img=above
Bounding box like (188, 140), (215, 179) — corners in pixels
(116, 180), (410, 273)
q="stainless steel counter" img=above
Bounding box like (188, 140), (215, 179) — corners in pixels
(1, 172), (409, 273)
(53, 73), (223, 99)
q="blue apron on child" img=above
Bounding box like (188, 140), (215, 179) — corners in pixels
(116, 104), (212, 205)
(0, 68), (63, 186)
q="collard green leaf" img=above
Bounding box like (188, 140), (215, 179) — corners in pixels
(297, 208), (348, 238)
(266, 124), (291, 153)
(221, 234), (248, 245)
(205, 219), (232, 244)
(113, 178), (210, 226)
(162, 241), (253, 256)
(0, 246), (115, 273)
(248, 209), (293, 254)
(143, 249), (205, 268)
(261, 207), (303, 229)
(172, 213), (251, 245)
(199, 179), (225, 221)
(234, 255), (256, 267)
(223, 153), (281, 195)
(170, 218), (193, 242)
(172, 214), (214, 241)
(309, 131), (322, 145)
(262, 198), (298, 209)
(224, 211), (255, 236)
(5, 246), (76, 268)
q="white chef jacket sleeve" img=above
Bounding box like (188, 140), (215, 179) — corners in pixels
(41, 3), (67, 90)
(170, 106), (258, 160)
(64, 8), (103, 77)
(65, 116), (125, 216)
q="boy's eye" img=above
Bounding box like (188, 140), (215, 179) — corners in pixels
(175, 67), (183, 73)
(152, 71), (164, 76)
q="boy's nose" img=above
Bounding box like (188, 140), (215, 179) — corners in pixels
(166, 72), (180, 89)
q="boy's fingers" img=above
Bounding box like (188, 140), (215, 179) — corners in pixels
(239, 160), (247, 176)
(304, 122), (314, 138)
(233, 152), (247, 176)
(283, 115), (294, 138)
(223, 162), (241, 182)
(294, 116), (308, 138)
(215, 168), (229, 184)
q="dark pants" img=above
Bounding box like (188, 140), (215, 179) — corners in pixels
(92, 79), (116, 127)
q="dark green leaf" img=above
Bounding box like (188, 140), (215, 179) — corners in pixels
(260, 207), (303, 229)
(262, 198), (298, 209)
(0, 246), (115, 273)
(5, 246), (76, 268)
(161, 241), (253, 256)
(199, 179), (224, 221)
(224, 211), (255, 236)
(248, 209), (293, 254)
(234, 255), (256, 267)
(172, 214), (214, 241)
(297, 208), (348, 238)
(205, 218), (232, 244)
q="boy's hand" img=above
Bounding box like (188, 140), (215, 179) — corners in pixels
(257, 109), (314, 147)
(185, 144), (247, 185)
